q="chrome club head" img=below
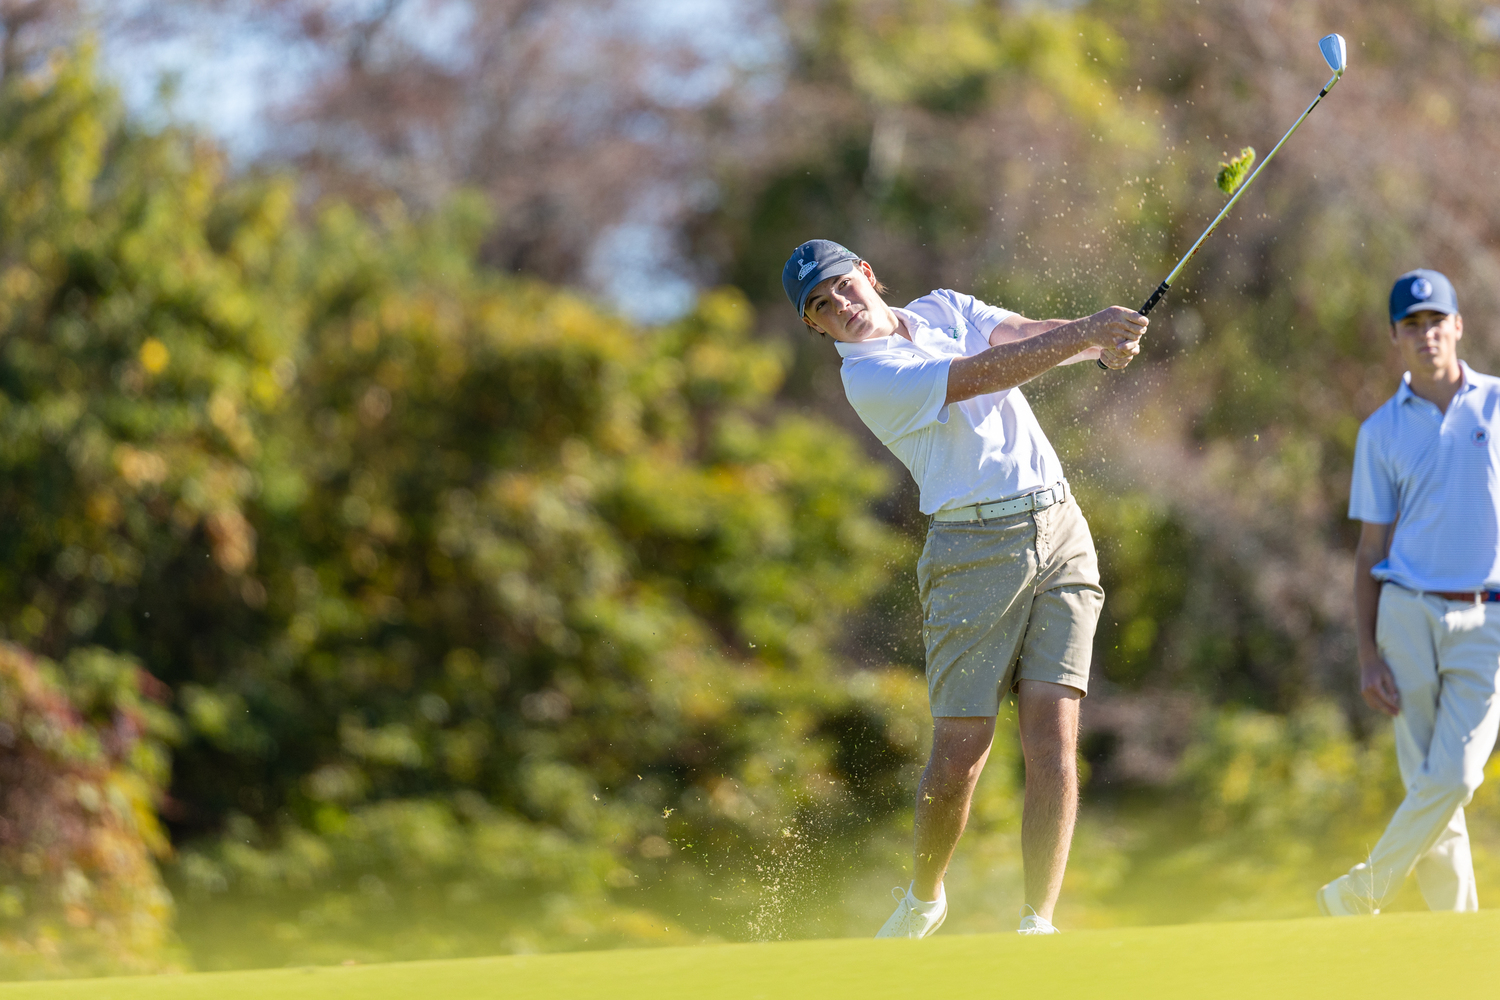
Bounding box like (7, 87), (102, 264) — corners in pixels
(1319, 33), (1348, 76)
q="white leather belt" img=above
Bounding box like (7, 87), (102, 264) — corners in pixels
(931, 482), (1070, 523)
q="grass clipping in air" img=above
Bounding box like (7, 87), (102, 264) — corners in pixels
(1216, 146), (1256, 195)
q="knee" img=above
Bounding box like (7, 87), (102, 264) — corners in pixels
(1419, 768), (1483, 807)
(1460, 770), (1484, 803)
(926, 749), (986, 792)
(1022, 745), (1075, 787)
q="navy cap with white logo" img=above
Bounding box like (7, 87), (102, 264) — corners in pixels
(1389, 268), (1459, 323)
(783, 240), (861, 318)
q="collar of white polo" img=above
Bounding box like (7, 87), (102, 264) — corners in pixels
(835, 334), (921, 357)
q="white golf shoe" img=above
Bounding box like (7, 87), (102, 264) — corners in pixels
(874, 884), (947, 939)
(1317, 863), (1378, 916)
(1017, 905), (1060, 935)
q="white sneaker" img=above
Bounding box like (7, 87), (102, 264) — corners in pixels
(1317, 864), (1377, 916)
(1017, 905), (1060, 935)
(874, 884), (947, 939)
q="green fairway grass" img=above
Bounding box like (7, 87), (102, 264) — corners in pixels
(2, 911), (1495, 1000)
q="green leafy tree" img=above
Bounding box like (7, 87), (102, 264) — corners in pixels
(0, 48), (932, 966)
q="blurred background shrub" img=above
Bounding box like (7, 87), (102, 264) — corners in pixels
(0, 643), (177, 977)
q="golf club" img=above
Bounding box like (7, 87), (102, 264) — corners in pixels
(1098, 32), (1348, 370)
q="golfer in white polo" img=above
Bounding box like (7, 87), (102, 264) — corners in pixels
(1322, 269), (1500, 915)
(781, 240), (1146, 937)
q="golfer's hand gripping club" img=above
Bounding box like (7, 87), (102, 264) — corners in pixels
(1091, 306), (1149, 370)
(1096, 32), (1347, 372)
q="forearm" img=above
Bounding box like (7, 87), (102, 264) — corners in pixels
(947, 322), (1092, 404)
(1353, 551), (1383, 664)
(1015, 319), (1102, 365)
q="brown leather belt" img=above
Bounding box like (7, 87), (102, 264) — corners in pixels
(1428, 590), (1500, 603)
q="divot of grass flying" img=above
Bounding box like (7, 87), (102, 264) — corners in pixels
(2, 911), (1498, 1000)
(1216, 146), (1256, 195)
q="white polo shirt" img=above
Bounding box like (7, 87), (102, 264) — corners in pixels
(835, 289), (1066, 515)
(1349, 361), (1500, 591)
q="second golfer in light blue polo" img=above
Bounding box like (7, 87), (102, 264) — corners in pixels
(1324, 268), (1500, 915)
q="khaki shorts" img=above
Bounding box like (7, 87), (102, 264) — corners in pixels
(917, 496), (1103, 716)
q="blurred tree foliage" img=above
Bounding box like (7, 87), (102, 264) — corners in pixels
(0, 49), (930, 965)
(0, 643), (177, 977)
(70, 0), (1500, 709)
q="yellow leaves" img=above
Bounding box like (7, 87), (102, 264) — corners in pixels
(113, 445), (168, 489)
(833, 0), (1142, 145)
(138, 338), (169, 374)
(349, 316), (380, 352)
(182, 137), (225, 220)
(1010, 14), (1140, 141)
(249, 366), (282, 407)
(56, 91), (107, 214)
(695, 286), (752, 335)
(208, 391), (257, 455)
(205, 287), (255, 332)
(85, 491), (122, 526)
(842, 0), (1003, 107)
(109, 771), (173, 859)
(0, 265), (38, 300)
(204, 508), (256, 575)
(668, 288), (787, 406)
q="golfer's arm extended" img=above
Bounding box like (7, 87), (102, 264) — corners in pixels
(1353, 520), (1393, 665)
(946, 320), (1092, 405)
(988, 315), (1101, 364)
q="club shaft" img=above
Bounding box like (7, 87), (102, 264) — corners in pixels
(1097, 71), (1343, 370)
(1158, 71), (1342, 290)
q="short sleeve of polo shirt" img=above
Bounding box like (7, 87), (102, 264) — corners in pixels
(938, 289), (1014, 341)
(1349, 419), (1397, 523)
(841, 354), (952, 445)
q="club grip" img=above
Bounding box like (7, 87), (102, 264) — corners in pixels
(1139, 280), (1171, 316)
(1096, 281), (1170, 371)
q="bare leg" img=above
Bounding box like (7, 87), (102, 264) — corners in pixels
(1017, 679), (1082, 921)
(911, 716), (997, 901)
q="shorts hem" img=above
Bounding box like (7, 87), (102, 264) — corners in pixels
(1015, 667), (1090, 697)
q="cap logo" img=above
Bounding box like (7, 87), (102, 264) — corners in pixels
(1412, 277), (1433, 300)
(797, 259), (816, 280)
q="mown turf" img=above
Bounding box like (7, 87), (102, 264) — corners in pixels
(2, 911), (1496, 1000)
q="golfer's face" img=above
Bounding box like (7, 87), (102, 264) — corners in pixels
(1392, 309), (1462, 371)
(804, 265), (882, 342)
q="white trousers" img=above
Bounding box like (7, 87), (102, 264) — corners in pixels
(1359, 585), (1500, 911)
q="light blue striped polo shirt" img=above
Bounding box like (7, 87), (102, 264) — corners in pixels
(1349, 361), (1500, 591)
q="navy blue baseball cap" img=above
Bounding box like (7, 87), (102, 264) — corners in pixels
(783, 240), (861, 317)
(1389, 269), (1459, 323)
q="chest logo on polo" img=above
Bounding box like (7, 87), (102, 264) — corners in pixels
(1473, 427), (1490, 446)
(947, 319), (965, 340)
